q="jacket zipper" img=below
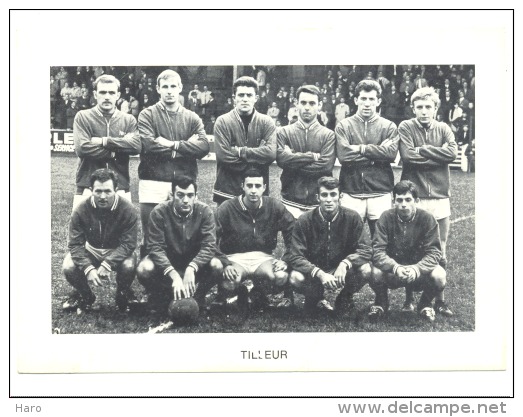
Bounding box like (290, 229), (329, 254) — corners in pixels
(327, 221), (331, 267)
(99, 219), (107, 248)
(104, 114), (112, 169)
(423, 128), (431, 197)
(361, 120), (368, 187)
(182, 221), (186, 252)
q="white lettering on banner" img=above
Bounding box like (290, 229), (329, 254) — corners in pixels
(64, 132), (74, 145)
(52, 131), (63, 144)
(51, 130), (75, 153)
(52, 144), (75, 152)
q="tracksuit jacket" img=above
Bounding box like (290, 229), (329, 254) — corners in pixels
(73, 107), (141, 190)
(213, 109), (277, 200)
(335, 114), (399, 196)
(138, 102), (209, 182)
(284, 206), (372, 278)
(398, 118), (457, 199)
(372, 208), (442, 278)
(68, 194), (138, 276)
(146, 200), (217, 276)
(215, 196), (295, 267)
(276, 120), (336, 209)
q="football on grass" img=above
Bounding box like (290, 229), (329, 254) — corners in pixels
(168, 298), (199, 324)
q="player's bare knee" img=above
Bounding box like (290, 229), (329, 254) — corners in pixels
(136, 257), (155, 282)
(288, 270), (305, 289)
(62, 253), (76, 276)
(119, 256), (136, 275)
(273, 270), (288, 287)
(370, 266), (384, 285)
(431, 265), (447, 289)
(210, 257), (223, 275)
(359, 263), (372, 281)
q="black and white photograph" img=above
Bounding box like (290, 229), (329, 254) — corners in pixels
(49, 63), (475, 335)
(10, 7), (514, 409)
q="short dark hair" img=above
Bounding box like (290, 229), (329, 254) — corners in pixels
(355, 79), (382, 99)
(90, 168), (118, 189)
(296, 85), (321, 102)
(172, 175), (197, 195)
(393, 180), (419, 199)
(317, 176), (339, 193)
(233, 76), (259, 95)
(242, 167), (264, 183)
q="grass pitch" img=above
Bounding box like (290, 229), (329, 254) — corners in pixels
(51, 154), (475, 333)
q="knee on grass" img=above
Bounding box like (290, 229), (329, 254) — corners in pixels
(209, 257), (223, 275)
(62, 253), (77, 277)
(429, 265), (447, 290)
(288, 270), (306, 290)
(136, 256), (156, 284)
(369, 266), (385, 287)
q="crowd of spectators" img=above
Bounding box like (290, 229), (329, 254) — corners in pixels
(50, 66), (223, 131)
(50, 65), (475, 148)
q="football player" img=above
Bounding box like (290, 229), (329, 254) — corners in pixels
(369, 180), (448, 322)
(138, 69), (209, 256)
(211, 168), (295, 313)
(72, 74), (141, 210)
(398, 87), (456, 316)
(136, 175), (219, 314)
(285, 176), (372, 315)
(212, 76), (276, 205)
(62, 169), (139, 313)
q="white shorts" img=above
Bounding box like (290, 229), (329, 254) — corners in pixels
(418, 198), (451, 220)
(283, 203), (315, 219)
(227, 251), (274, 275)
(72, 189), (131, 211)
(339, 193), (392, 220)
(139, 180), (172, 204)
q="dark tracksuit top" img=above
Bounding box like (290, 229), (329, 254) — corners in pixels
(398, 118), (457, 199)
(138, 102), (209, 182)
(215, 196), (295, 267)
(372, 208), (442, 277)
(69, 194), (139, 276)
(146, 200), (217, 276)
(335, 114), (399, 197)
(276, 120), (336, 210)
(284, 206), (372, 278)
(73, 107), (141, 191)
(213, 109), (277, 201)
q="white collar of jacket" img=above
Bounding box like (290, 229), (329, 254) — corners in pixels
(296, 119), (319, 131)
(90, 193), (119, 211)
(354, 113), (380, 124)
(94, 107), (122, 120)
(318, 206), (339, 223)
(413, 118), (435, 130)
(238, 195), (263, 211)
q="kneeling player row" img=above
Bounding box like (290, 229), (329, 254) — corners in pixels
(62, 168), (452, 323)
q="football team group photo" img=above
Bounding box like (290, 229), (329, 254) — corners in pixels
(50, 64), (476, 334)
